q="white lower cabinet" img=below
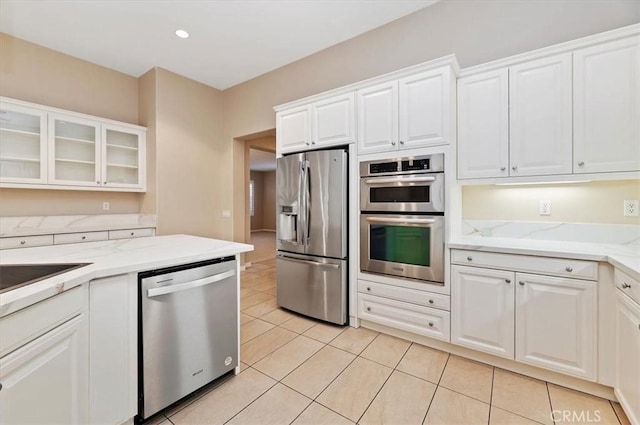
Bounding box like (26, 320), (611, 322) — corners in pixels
(515, 273), (596, 380)
(451, 255), (598, 381)
(0, 286), (89, 425)
(451, 266), (515, 359)
(89, 274), (137, 425)
(615, 291), (640, 425)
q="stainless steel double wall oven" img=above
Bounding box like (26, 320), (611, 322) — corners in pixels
(360, 154), (445, 285)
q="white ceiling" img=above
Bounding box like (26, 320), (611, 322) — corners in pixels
(0, 0), (438, 90)
(250, 149), (276, 171)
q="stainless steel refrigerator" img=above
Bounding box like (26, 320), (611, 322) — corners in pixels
(276, 148), (348, 325)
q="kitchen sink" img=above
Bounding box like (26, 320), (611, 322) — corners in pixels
(0, 263), (90, 293)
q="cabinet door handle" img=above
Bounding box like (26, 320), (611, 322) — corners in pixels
(20, 240), (26, 245)
(399, 140), (405, 145)
(512, 166), (518, 171)
(366, 306), (371, 311)
(81, 236), (86, 240)
(500, 167), (506, 171)
(96, 181), (100, 185)
(519, 281), (525, 286)
(103, 181), (107, 185)
(466, 256), (473, 261)
(366, 287), (371, 291)
(578, 161), (585, 167)
(622, 282), (632, 289)
(311, 141), (316, 145)
(391, 141), (396, 146)
(505, 279), (511, 284)
(428, 322), (434, 327)
(565, 266), (573, 272)
(428, 299), (434, 304)
(0, 382), (2, 391)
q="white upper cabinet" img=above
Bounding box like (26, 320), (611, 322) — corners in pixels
(0, 97), (146, 192)
(312, 93), (354, 147)
(357, 81), (398, 155)
(277, 105), (311, 152)
(574, 36), (640, 173)
(358, 66), (454, 155)
(399, 68), (451, 150)
(277, 92), (355, 154)
(457, 69), (509, 179)
(49, 113), (101, 187)
(0, 101), (48, 184)
(509, 54), (573, 177)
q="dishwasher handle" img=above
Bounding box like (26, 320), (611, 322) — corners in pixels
(147, 269), (236, 298)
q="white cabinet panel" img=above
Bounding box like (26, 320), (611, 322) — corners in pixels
(451, 265), (515, 359)
(48, 113), (101, 187)
(312, 93), (354, 147)
(574, 36), (640, 173)
(103, 123), (146, 189)
(0, 101), (48, 184)
(277, 106), (311, 152)
(515, 273), (596, 380)
(357, 81), (398, 155)
(0, 234), (54, 250)
(89, 274), (137, 425)
(109, 227), (155, 240)
(509, 54), (573, 176)
(615, 291), (640, 425)
(54, 231), (108, 245)
(457, 69), (509, 179)
(358, 279), (450, 311)
(399, 68), (450, 149)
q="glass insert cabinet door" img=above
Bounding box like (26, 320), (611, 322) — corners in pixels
(48, 113), (100, 186)
(102, 124), (145, 188)
(0, 102), (47, 184)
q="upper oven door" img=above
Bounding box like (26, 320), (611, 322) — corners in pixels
(360, 172), (444, 213)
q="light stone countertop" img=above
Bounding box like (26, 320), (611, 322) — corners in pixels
(449, 236), (640, 280)
(0, 234), (253, 317)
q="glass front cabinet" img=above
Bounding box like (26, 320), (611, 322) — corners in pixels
(0, 99), (145, 191)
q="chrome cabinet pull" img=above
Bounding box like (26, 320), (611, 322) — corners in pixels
(565, 266), (573, 272)
(500, 167), (506, 171)
(466, 256), (472, 261)
(366, 307), (371, 311)
(578, 161), (585, 166)
(512, 166), (518, 171)
(399, 140), (405, 145)
(505, 279), (511, 284)
(81, 236), (86, 240)
(391, 141), (396, 146)
(366, 287), (371, 292)
(622, 282), (632, 289)
(428, 299), (434, 304)
(311, 141), (316, 145)
(428, 322), (434, 327)
(20, 240), (26, 245)
(519, 281), (525, 286)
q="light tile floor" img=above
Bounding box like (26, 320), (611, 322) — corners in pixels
(151, 258), (632, 425)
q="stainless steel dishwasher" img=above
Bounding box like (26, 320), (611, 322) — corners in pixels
(137, 256), (238, 421)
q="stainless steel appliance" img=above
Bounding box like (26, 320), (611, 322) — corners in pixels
(138, 257), (238, 421)
(276, 148), (348, 325)
(360, 154), (444, 213)
(360, 154), (445, 284)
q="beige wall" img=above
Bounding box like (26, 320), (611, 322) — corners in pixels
(463, 180), (640, 225)
(250, 171), (264, 230)
(263, 171), (276, 230)
(0, 33), (143, 217)
(151, 68), (229, 238)
(225, 0), (640, 238)
(138, 69), (157, 216)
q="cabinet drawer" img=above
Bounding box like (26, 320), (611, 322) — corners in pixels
(108, 228), (155, 240)
(0, 285), (86, 357)
(54, 231), (108, 245)
(451, 249), (598, 281)
(0, 235), (54, 250)
(358, 293), (450, 342)
(615, 268), (640, 305)
(358, 280), (450, 311)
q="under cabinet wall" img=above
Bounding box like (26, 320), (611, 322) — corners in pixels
(462, 180), (640, 225)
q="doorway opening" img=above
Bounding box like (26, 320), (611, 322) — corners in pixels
(246, 147), (276, 264)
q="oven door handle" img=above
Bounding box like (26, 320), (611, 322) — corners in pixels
(365, 217), (436, 225)
(277, 254), (340, 269)
(147, 269), (236, 298)
(364, 176), (436, 185)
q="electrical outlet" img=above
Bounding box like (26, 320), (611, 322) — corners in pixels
(221, 210), (231, 218)
(539, 200), (551, 216)
(102, 201), (110, 211)
(624, 200), (639, 217)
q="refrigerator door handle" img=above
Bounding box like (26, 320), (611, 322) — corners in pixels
(296, 160), (305, 246)
(302, 159), (310, 246)
(277, 254), (340, 269)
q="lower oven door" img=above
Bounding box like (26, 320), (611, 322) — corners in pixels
(360, 214), (444, 284)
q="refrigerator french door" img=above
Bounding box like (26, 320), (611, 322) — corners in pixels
(276, 148), (348, 325)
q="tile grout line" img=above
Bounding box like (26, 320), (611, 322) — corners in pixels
(420, 349), (451, 424)
(546, 382), (557, 425)
(610, 400), (624, 425)
(487, 366), (495, 425)
(220, 367), (279, 425)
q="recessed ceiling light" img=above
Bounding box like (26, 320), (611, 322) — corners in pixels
(175, 30), (189, 39)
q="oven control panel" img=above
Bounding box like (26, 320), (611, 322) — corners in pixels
(360, 153), (444, 176)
